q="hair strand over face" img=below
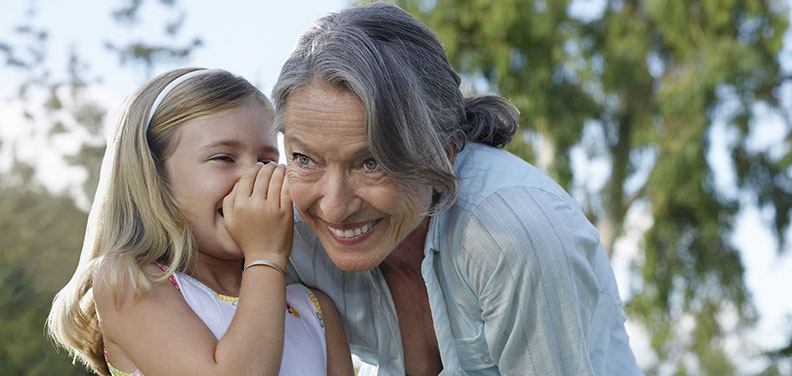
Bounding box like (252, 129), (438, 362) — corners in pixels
(272, 2), (518, 215)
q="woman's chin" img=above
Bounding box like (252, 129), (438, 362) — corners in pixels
(324, 247), (385, 272)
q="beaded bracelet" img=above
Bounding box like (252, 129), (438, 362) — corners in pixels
(243, 260), (286, 279)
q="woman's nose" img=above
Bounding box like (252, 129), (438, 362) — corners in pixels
(318, 171), (362, 224)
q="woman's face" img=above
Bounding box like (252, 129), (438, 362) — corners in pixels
(282, 79), (433, 272)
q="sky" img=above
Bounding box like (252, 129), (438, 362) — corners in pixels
(1, 0), (791, 373)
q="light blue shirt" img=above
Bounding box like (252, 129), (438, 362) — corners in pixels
(286, 143), (642, 375)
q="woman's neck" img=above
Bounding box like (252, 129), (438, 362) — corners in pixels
(381, 217), (430, 275)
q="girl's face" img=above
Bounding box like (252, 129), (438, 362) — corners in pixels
(282, 80), (433, 272)
(164, 99), (278, 262)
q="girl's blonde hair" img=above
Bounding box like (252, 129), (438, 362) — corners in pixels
(46, 68), (274, 375)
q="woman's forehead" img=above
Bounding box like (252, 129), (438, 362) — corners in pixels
(285, 79), (363, 114)
(283, 82), (366, 136)
(284, 123), (371, 161)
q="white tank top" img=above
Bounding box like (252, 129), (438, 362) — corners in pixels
(106, 271), (328, 376)
(174, 272), (328, 374)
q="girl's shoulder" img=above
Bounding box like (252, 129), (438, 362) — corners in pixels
(93, 256), (180, 313)
(94, 258), (227, 376)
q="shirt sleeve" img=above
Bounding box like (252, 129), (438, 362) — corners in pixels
(456, 186), (620, 375)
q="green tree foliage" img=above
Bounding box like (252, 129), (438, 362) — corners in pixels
(395, 0), (791, 373)
(0, 0), (203, 201)
(0, 163), (91, 376)
(0, 0), (202, 374)
(105, 0), (203, 77)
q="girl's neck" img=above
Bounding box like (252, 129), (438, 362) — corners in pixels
(190, 253), (244, 297)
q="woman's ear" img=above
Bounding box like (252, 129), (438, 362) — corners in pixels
(445, 139), (457, 167)
(433, 139), (458, 194)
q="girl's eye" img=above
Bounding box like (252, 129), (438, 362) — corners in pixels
(212, 155), (234, 162)
(362, 158), (379, 171)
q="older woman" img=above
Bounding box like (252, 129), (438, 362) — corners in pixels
(273, 3), (641, 375)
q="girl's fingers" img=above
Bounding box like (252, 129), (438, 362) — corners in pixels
(237, 164), (260, 198)
(280, 171), (292, 210)
(253, 162), (276, 199)
(267, 165), (286, 205)
(222, 182), (238, 220)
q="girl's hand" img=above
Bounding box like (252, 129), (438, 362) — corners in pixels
(222, 162), (293, 264)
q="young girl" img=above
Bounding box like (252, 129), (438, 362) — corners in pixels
(47, 68), (354, 375)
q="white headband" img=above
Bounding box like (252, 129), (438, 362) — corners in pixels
(146, 69), (220, 130)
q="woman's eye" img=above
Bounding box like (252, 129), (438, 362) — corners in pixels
(362, 158), (379, 171)
(294, 153), (312, 166)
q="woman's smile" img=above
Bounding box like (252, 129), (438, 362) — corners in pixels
(282, 79), (433, 272)
(324, 219), (382, 244)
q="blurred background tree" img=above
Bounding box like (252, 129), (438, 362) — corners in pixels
(395, 0), (792, 374)
(0, 162), (89, 375)
(0, 0), (201, 374)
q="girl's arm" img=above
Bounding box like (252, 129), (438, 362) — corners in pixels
(312, 289), (355, 375)
(96, 163), (292, 376)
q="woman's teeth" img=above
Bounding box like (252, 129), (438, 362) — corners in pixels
(329, 222), (373, 238)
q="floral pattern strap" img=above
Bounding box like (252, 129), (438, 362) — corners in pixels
(105, 347), (144, 376)
(297, 284), (325, 328)
(107, 362), (143, 376)
(153, 262), (180, 291)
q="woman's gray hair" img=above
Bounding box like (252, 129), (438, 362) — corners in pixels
(272, 2), (518, 214)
